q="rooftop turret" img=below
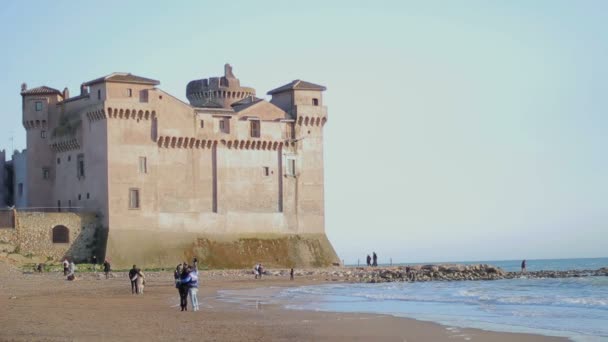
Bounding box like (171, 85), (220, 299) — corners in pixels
(186, 64), (256, 109)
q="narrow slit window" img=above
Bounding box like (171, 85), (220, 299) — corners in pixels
(77, 154), (85, 178)
(129, 189), (140, 209)
(139, 156), (147, 174)
(250, 120), (261, 138)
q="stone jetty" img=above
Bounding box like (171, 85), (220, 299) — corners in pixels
(311, 264), (608, 283)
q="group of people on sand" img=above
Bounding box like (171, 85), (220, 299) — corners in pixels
(174, 259), (199, 312)
(366, 252), (378, 267)
(61, 256), (112, 281)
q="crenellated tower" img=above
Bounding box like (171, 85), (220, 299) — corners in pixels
(267, 80), (328, 234)
(21, 83), (63, 207)
(186, 63), (256, 108)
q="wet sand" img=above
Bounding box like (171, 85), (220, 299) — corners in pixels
(0, 263), (567, 341)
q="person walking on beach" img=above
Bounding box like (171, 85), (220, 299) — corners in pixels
(187, 265), (200, 311)
(521, 259), (527, 273)
(193, 257), (198, 270)
(366, 254), (371, 267)
(91, 255), (98, 271)
(258, 264), (264, 279)
(103, 260), (111, 279)
(67, 261), (76, 281)
(290, 268), (294, 281)
(372, 252), (378, 267)
(129, 265), (140, 294)
(177, 267), (191, 311)
(254, 264), (260, 279)
(63, 258), (70, 276)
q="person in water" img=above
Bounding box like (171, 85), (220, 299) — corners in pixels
(521, 259), (527, 273)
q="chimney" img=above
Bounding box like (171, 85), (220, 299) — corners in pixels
(63, 87), (70, 99)
(21, 83), (27, 92)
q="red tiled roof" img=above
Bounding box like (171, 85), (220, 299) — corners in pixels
(83, 72), (160, 86)
(267, 80), (326, 95)
(20, 86), (61, 96)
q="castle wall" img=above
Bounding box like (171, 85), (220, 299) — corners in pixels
(12, 150), (27, 208)
(0, 150), (6, 207)
(0, 211), (100, 262)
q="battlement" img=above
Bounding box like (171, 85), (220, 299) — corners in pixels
(186, 64), (256, 109)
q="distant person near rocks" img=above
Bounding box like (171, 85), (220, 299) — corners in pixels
(521, 259), (527, 273)
(129, 265), (140, 294)
(103, 260), (111, 279)
(372, 252), (378, 267)
(63, 259), (69, 276)
(91, 255), (98, 271)
(366, 255), (371, 267)
(290, 268), (294, 281)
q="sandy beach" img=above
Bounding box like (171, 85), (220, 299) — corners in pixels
(0, 262), (567, 342)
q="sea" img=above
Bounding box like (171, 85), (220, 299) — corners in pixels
(221, 258), (608, 341)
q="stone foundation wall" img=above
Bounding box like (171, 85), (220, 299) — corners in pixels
(105, 230), (340, 269)
(0, 211), (100, 262)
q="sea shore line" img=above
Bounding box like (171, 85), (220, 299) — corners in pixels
(0, 261), (569, 342)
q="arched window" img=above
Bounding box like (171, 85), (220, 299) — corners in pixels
(52, 225), (69, 243)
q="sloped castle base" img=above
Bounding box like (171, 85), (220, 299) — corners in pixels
(105, 231), (340, 269)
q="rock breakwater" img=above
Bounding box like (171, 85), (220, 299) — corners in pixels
(317, 264), (608, 283)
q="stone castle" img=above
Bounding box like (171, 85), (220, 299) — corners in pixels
(0, 64), (339, 268)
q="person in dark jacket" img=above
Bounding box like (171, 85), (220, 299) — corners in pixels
(129, 265), (140, 294)
(177, 268), (191, 311)
(103, 260), (111, 279)
(372, 252), (378, 267)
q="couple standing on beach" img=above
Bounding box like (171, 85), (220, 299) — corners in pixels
(174, 262), (199, 311)
(366, 252), (378, 267)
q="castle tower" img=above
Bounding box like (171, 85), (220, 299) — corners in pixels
(186, 64), (256, 108)
(20, 84), (63, 207)
(267, 80), (328, 234)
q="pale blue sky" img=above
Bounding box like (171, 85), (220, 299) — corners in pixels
(1, 1), (606, 263)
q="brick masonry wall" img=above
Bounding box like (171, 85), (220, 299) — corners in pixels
(1, 211), (100, 262)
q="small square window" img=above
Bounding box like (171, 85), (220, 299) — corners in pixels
(41, 130), (46, 139)
(43, 168), (50, 179)
(68, 155), (71, 162)
(139, 156), (147, 174)
(35, 101), (43, 111)
(200, 120), (204, 128)
(87, 193), (90, 199)
(97, 89), (101, 100)
(263, 167), (270, 176)
(312, 98), (319, 106)
(219, 118), (230, 134)
(127, 88), (133, 97)
(78, 194), (81, 200)
(129, 189), (140, 209)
